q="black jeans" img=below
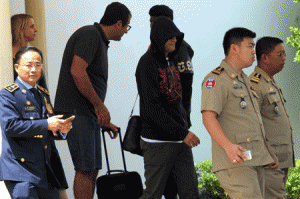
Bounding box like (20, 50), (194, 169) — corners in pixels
(164, 175), (179, 199)
(140, 140), (200, 199)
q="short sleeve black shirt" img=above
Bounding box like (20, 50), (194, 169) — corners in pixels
(54, 23), (109, 119)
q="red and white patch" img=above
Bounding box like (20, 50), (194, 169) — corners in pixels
(206, 78), (216, 89)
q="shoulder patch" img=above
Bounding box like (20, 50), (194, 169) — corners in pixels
(205, 78), (216, 89)
(212, 66), (224, 75)
(250, 73), (261, 83)
(5, 83), (19, 93)
(37, 85), (49, 95)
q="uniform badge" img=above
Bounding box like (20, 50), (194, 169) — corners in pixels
(46, 104), (53, 114)
(26, 101), (31, 106)
(240, 101), (247, 109)
(44, 97), (53, 114)
(274, 106), (279, 114)
(233, 81), (242, 89)
(233, 81), (238, 89)
(205, 78), (216, 89)
(274, 102), (279, 114)
(24, 106), (37, 112)
(240, 97), (247, 109)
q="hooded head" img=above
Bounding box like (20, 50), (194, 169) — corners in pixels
(150, 16), (184, 60)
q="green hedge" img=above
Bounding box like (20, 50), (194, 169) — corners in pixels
(195, 159), (300, 198)
(286, 0), (300, 64)
(286, 158), (300, 198)
(195, 159), (228, 199)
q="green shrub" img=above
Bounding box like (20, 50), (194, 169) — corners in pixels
(195, 160), (228, 199)
(286, 158), (300, 198)
(195, 158), (300, 199)
(286, 0), (300, 64)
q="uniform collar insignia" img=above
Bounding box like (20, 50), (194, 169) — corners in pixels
(212, 66), (224, 75)
(250, 73), (261, 83)
(37, 85), (50, 96)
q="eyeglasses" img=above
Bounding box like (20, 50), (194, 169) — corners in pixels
(268, 52), (286, 58)
(127, 25), (131, 31)
(19, 63), (42, 69)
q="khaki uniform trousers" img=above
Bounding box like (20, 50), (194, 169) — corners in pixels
(216, 166), (265, 199)
(265, 168), (288, 199)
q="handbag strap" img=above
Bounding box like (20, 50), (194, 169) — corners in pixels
(129, 93), (139, 119)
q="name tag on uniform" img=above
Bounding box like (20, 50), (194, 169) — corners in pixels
(24, 106), (37, 112)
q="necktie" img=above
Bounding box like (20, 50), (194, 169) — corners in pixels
(30, 88), (42, 110)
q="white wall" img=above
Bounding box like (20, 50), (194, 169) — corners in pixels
(0, 0), (24, 197)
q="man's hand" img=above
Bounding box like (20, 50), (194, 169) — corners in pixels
(59, 119), (73, 134)
(184, 132), (200, 148)
(95, 103), (111, 126)
(103, 122), (119, 139)
(268, 155), (279, 170)
(47, 115), (68, 136)
(224, 143), (248, 164)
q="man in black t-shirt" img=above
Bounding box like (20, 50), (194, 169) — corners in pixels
(54, 2), (131, 198)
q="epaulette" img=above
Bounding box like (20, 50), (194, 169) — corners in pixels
(250, 73), (261, 83)
(212, 66), (224, 75)
(37, 85), (49, 95)
(5, 83), (19, 93)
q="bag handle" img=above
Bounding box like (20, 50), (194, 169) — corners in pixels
(129, 94), (139, 119)
(101, 127), (127, 174)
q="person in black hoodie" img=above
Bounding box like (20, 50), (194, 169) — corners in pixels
(149, 5), (194, 129)
(148, 6), (195, 199)
(136, 16), (200, 199)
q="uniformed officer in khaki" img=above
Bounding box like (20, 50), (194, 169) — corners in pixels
(249, 36), (294, 199)
(201, 27), (276, 199)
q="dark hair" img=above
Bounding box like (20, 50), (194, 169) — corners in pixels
(13, 46), (47, 89)
(256, 37), (283, 61)
(149, 5), (173, 20)
(14, 46), (43, 65)
(223, 27), (256, 56)
(100, 2), (131, 26)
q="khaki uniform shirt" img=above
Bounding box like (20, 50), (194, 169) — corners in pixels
(201, 60), (274, 172)
(249, 66), (294, 168)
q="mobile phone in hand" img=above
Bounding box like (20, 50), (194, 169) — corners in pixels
(242, 150), (252, 161)
(65, 115), (75, 122)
